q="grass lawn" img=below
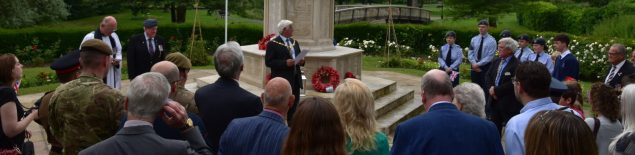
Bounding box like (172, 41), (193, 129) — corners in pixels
(0, 9), (260, 33)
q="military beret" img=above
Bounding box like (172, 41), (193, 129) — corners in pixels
(478, 20), (489, 26)
(500, 30), (512, 38)
(550, 77), (568, 94)
(518, 34), (531, 42)
(533, 38), (548, 50)
(165, 52), (192, 70)
(144, 19), (158, 27)
(50, 50), (81, 74)
(80, 39), (112, 55)
(445, 31), (456, 38)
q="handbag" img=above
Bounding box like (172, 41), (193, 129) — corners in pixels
(19, 131), (33, 155)
(0, 146), (21, 155)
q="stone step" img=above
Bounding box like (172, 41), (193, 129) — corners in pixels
(377, 99), (425, 135)
(374, 88), (415, 118)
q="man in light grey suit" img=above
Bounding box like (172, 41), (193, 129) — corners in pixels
(79, 72), (213, 155)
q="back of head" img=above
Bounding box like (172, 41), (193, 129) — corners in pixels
(150, 61), (180, 83)
(214, 41), (244, 79)
(590, 82), (620, 122)
(80, 39), (112, 69)
(421, 69), (453, 99)
(165, 52), (192, 72)
(622, 74), (635, 87)
(127, 72), (171, 119)
(0, 54), (17, 86)
(525, 110), (597, 155)
(283, 97), (346, 155)
(263, 77), (292, 107)
(515, 61), (551, 99)
(561, 80), (583, 107)
(610, 84), (635, 153)
(333, 78), (377, 151)
(453, 82), (486, 118)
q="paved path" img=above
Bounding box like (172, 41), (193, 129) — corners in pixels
(20, 69), (421, 154)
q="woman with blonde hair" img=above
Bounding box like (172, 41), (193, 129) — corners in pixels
(609, 84), (635, 155)
(0, 54), (39, 152)
(333, 78), (389, 155)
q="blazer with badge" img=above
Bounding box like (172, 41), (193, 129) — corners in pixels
(606, 60), (635, 88)
(127, 33), (169, 80)
(78, 125), (213, 155)
(265, 36), (304, 90)
(485, 56), (523, 125)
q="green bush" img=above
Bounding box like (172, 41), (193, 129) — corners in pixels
(64, 0), (125, 20)
(592, 15), (635, 42)
(0, 0), (69, 28)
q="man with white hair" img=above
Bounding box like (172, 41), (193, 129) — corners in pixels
(452, 82), (486, 118)
(195, 41), (263, 152)
(79, 72), (213, 154)
(265, 19), (306, 122)
(80, 16), (122, 89)
(485, 37), (522, 133)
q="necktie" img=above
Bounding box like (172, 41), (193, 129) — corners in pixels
(286, 39), (295, 59)
(477, 36), (484, 60)
(495, 59), (506, 86)
(445, 45), (453, 67)
(534, 53), (540, 62)
(517, 48), (524, 60)
(148, 38), (155, 56)
(606, 65), (617, 84)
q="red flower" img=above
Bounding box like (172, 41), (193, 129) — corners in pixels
(258, 34), (276, 50)
(312, 66), (340, 93)
(345, 72), (356, 79)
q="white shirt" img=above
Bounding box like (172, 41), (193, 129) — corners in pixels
(560, 49), (571, 58)
(605, 60), (626, 83)
(279, 35), (295, 59)
(80, 32), (123, 89)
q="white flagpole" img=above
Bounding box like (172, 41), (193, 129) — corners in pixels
(224, 0), (228, 43)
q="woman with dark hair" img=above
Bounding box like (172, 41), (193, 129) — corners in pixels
(0, 54), (39, 152)
(585, 83), (623, 155)
(525, 110), (598, 155)
(559, 80), (585, 118)
(282, 97), (346, 155)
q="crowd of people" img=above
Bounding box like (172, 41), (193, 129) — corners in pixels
(2, 16), (635, 155)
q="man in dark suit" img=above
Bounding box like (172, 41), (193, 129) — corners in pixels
(195, 41), (263, 153)
(390, 69), (503, 155)
(485, 37), (522, 133)
(265, 20), (305, 122)
(605, 43), (635, 88)
(552, 34), (580, 81)
(79, 72), (213, 155)
(218, 77), (293, 155)
(127, 19), (169, 80)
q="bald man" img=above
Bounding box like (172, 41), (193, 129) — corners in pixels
(219, 77), (294, 155)
(391, 69), (503, 155)
(80, 16), (122, 89)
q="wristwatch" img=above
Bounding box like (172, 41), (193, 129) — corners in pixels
(179, 118), (194, 131)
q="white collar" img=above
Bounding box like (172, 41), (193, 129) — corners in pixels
(280, 35), (290, 42)
(123, 120), (153, 127)
(560, 49), (571, 58)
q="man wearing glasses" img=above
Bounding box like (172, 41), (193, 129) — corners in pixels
(503, 61), (581, 155)
(604, 44), (635, 88)
(80, 16), (123, 89)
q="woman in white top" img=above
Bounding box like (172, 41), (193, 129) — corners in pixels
(585, 83), (623, 155)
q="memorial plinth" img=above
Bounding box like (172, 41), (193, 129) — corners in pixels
(241, 45), (363, 90)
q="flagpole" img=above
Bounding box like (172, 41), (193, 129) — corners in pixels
(224, 0), (228, 43)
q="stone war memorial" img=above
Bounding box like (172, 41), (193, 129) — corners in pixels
(201, 0), (421, 134)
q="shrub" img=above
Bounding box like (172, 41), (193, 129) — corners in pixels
(592, 15), (635, 39)
(0, 0), (69, 28)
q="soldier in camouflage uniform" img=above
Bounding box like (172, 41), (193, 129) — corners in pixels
(48, 39), (124, 155)
(34, 50), (81, 155)
(165, 52), (198, 113)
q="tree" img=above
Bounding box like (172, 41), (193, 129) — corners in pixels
(444, 0), (522, 27)
(0, 0), (69, 28)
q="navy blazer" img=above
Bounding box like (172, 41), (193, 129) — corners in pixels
(218, 110), (289, 155)
(553, 53), (580, 81)
(79, 125), (213, 155)
(606, 60), (635, 88)
(126, 33), (169, 80)
(390, 103), (504, 155)
(194, 77), (263, 152)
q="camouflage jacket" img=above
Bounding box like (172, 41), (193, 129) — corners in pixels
(48, 74), (124, 155)
(171, 85), (198, 114)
